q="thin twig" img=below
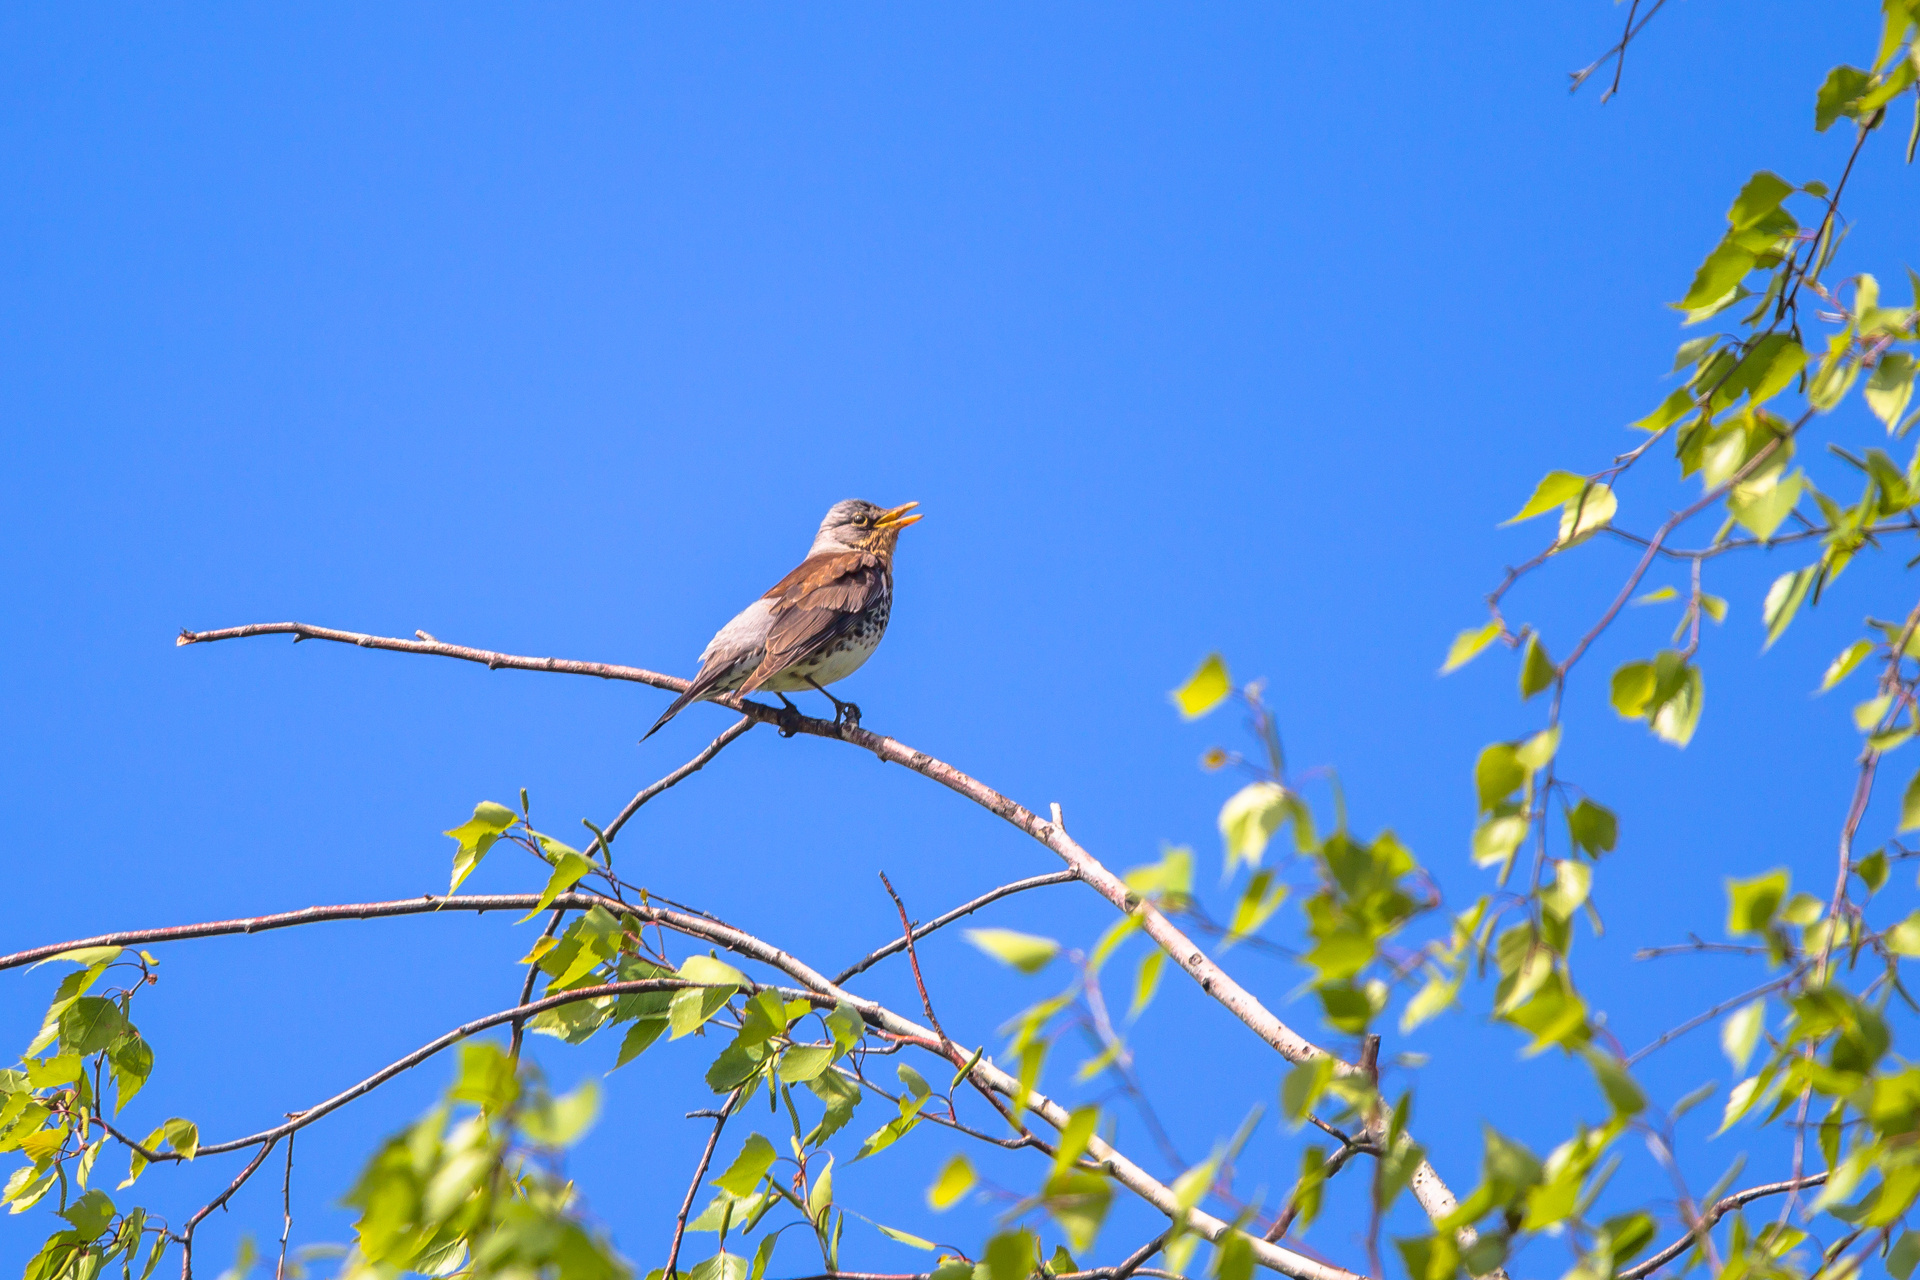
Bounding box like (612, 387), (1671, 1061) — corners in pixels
(879, 872), (948, 1043)
(510, 909), (567, 1060)
(180, 1138), (280, 1280)
(276, 1133), (295, 1280)
(666, 1090), (741, 1280)
(833, 871), (1078, 984)
(1619, 1173), (1829, 1280)
(1625, 970), (1802, 1065)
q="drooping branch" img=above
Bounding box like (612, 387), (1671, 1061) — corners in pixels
(173, 621), (1474, 1260)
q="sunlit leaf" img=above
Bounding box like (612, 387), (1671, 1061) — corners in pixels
(1171, 654), (1232, 720)
(1503, 471), (1587, 525)
(1441, 620), (1502, 674)
(963, 929), (1059, 975)
(445, 801), (518, 894)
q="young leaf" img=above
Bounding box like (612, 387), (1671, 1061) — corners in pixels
(963, 929), (1058, 974)
(1217, 781), (1291, 870)
(1441, 620), (1502, 674)
(1565, 799), (1618, 857)
(444, 801), (518, 894)
(518, 851), (595, 922)
(1519, 634), (1555, 700)
(1721, 1000), (1766, 1072)
(1503, 471), (1588, 525)
(927, 1154), (975, 1211)
(1171, 654), (1232, 719)
(1555, 484), (1617, 546)
(1819, 639), (1876, 692)
(1725, 870), (1788, 936)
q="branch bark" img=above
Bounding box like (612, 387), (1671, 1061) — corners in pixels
(173, 621), (1474, 1266)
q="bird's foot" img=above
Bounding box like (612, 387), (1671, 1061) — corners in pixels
(774, 693), (803, 738)
(803, 678), (861, 733)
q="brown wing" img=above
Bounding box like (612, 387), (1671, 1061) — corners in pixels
(741, 551), (888, 692)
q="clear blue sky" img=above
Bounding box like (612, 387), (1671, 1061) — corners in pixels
(2, 4), (1910, 1276)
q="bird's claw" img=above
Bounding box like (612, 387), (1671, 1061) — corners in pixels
(834, 701), (863, 732)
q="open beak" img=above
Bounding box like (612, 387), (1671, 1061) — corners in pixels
(875, 501), (923, 530)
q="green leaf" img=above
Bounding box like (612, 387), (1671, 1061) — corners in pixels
(1855, 847), (1889, 893)
(1633, 386), (1697, 433)
(1727, 171), (1795, 230)
(927, 1154), (975, 1210)
(1903, 768), (1920, 833)
(521, 1079), (600, 1147)
(1821, 639), (1876, 692)
(614, 1018), (667, 1067)
(1473, 743), (1526, 812)
(1519, 634), (1555, 700)
(1816, 65), (1875, 130)
(1729, 469), (1804, 541)
(876, 1224), (938, 1252)
(108, 1034), (153, 1113)
(1540, 861), (1592, 921)
(979, 1231), (1038, 1280)
(1514, 725), (1559, 772)
(963, 928), (1059, 974)
(776, 1046), (834, 1085)
(1680, 236), (1757, 312)
(445, 801), (517, 894)
(1726, 870), (1788, 936)
(59, 1189), (116, 1243)
(450, 1041), (520, 1113)
(1280, 1056), (1335, 1126)
(1050, 1107), (1100, 1177)
(1580, 1049), (1645, 1117)
(1441, 620), (1502, 674)
(59, 997), (129, 1055)
(1217, 781), (1292, 870)
(1722, 1000), (1766, 1072)
(1891, 1229), (1920, 1280)
(1565, 799), (1617, 857)
(713, 1134), (777, 1197)
(1129, 949), (1165, 1019)
(1650, 662), (1704, 747)
(1171, 654), (1232, 719)
(1555, 483), (1617, 546)
(1867, 352), (1917, 429)
(1504, 471), (1588, 524)
(1611, 661), (1655, 718)
(1224, 870), (1288, 946)
(518, 851), (595, 922)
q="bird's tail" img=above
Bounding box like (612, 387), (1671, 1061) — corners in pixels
(641, 685), (703, 741)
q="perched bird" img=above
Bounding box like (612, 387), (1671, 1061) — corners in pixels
(643, 499), (923, 739)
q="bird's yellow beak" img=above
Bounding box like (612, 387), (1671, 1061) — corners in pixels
(875, 501), (923, 530)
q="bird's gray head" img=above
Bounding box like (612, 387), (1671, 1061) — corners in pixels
(810, 499), (923, 556)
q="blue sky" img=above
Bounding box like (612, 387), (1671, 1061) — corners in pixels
(2, 3), (1913, 1277)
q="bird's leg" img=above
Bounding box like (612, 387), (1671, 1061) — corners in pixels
(804, 678), (862, 731)
(773, 692), (803, 737)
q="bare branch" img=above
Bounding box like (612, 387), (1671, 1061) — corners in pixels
(180, 1137), (280, 1279)
(833, 871), (1078, 984)
(666, 1090), (740, 1280)
(1619, 1173), (1830, 1280)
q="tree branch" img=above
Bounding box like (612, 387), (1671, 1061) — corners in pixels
(172, 620), (1461, 1268)
(833, 871), (1078, 985)
(666, 1089), (741, 1279)
(1618, 1172), (1829, 1280)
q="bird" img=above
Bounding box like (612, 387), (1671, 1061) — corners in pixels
(643, 499), (924, 740)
